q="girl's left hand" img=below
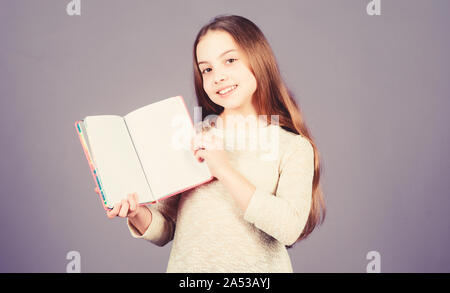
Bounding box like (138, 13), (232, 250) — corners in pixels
(191, 130), (232, 179)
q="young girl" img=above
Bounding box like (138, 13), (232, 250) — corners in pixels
(98, 15), (326, 273)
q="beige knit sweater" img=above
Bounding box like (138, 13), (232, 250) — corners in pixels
(127, 123), (315, 273)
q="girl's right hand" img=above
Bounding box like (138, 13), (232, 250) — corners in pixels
(94, 187), (141, 219)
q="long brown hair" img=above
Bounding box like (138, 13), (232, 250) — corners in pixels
(192, 15), (326, 248)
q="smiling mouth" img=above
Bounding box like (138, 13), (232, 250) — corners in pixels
(217, 85), (238, 95)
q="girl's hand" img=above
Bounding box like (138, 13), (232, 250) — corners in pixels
(191, 130), (232, 179)
(94, 187), (142, 219)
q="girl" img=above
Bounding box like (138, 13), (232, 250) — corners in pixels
(98, 15), (326, 273)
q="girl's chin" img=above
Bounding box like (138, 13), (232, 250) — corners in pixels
(217, 99), (242, 108)
(213, 96), (241, 107)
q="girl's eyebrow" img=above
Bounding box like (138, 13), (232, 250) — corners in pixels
(198, 49), (237, 66)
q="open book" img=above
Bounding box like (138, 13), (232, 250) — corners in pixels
(75, 95), (214, 210)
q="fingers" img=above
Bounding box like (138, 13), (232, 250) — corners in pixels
(195, 149), (205, 162)
(106, 192), (139, 219)
(191, 131), (214, 163)
(106, 202), (121, 219)
(191, 132), (215, 156)
(191, 134), (203, 152)
(128, 193), (137, 212)
(130, 193), (142, 218)
(191, 136), (201, 157)
(118, 199), (129, 218)
(127, 193), (138, 217)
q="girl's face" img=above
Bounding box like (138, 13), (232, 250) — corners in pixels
(196, 30), (257, 116)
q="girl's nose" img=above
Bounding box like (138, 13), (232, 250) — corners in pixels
(214, 72), (228, 84)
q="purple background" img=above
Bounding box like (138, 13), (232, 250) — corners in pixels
(0, 0), (449, 272)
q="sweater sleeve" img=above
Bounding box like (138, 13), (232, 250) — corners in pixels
(243, 135), (315, 246)
(126, 193), (181, 247)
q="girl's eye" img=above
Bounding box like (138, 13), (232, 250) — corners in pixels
(201, 68), (211, 74)
(200, 59), (237, 75)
